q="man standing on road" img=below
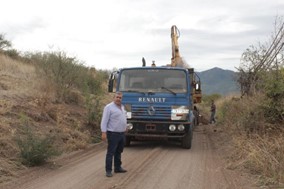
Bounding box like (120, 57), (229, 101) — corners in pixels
(101, 91), (127, 177)
(210, 100), (216, 124)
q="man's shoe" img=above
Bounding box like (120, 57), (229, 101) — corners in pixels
(106, 172), (113, 177)
(114, 168), (127, 173)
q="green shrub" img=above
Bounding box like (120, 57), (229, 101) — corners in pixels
(261, 70), (284, 123)
(16, 126), (60, 166)
(23, 51), (108, 104)
(84, 92), (102, 126)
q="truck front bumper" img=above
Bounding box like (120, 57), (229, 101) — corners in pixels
(126, 120), (192, 139)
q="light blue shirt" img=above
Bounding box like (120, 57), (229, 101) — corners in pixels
(100, 102), (127, 133)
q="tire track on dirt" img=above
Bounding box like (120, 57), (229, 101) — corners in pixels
(0, 125), (257, 189)
(109, 146), (163, 189)
(1, 143), (107, 189)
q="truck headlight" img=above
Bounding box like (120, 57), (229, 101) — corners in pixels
(169, 124), (176, 131)
(177, 124), (185, 131)
(171, 106), (189, 120)
(127, 123), (133, 130)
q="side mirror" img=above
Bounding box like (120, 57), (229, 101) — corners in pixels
(108, 79), (114, 92)
(108, 72), (116, 92)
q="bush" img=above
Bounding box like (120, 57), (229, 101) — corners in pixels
(261, 70), (284, 123)
(218, 94), (284, 185)
(15, 116), (60, 166)
(23, 51), (108, 104)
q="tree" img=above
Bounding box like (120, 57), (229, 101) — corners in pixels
(237, 16), (284, 96)
(0, 34), (12, 51)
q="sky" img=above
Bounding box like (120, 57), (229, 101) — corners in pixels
(1, 0), (283, 72)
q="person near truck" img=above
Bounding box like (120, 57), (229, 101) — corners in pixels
(101, 91), (127, 177)
(210, 100), (216, 124)
(193, 105), (199, 125)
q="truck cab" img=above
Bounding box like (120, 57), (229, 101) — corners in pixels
(108, 66), (201, 149)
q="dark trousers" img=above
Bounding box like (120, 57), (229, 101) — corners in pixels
(210, 111), (216, 124)
(105, 131), (125, 172)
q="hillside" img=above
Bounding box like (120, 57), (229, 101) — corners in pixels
(198, 67), (239, 95)
(0, 54), (112, 183)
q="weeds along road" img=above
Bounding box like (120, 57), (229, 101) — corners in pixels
(1, 125), (253, 189)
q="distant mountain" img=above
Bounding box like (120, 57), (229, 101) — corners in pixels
(197, 67), (239, 95)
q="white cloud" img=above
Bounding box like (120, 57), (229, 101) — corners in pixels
(1, 0), (283, 71)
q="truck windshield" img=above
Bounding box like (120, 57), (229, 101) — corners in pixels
(118, 69), (187, 94)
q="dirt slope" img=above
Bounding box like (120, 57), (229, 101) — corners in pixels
(0, 125), (257, 189)
(0, 54), (108, 183)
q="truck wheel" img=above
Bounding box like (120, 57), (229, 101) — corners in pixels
(125, 136), (131, 147)
(182, 131), (192, 149)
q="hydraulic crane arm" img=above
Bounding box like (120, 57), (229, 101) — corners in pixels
(171, 25), (182, 67)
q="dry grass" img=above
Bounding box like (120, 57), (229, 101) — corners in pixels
(216, 94), (284, 186)
(0, 55), (43, 98)
(0, 55), (33, 75)
(229, 133), (284, 185)
(0, 158), (26, 183)
(0, 54), (104, 183)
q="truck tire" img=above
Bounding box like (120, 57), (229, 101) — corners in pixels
(125, 136), (131, 147)
(182, 131), (192, 149)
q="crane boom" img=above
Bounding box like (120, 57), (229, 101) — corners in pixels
(171, 25), (183, 67)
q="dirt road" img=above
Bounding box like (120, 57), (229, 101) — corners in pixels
(1, 125), (254, 189)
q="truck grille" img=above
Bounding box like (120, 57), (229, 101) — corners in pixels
(131, 105), (171, 120)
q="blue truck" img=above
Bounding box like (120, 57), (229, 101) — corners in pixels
(107, 26), (202, 149)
